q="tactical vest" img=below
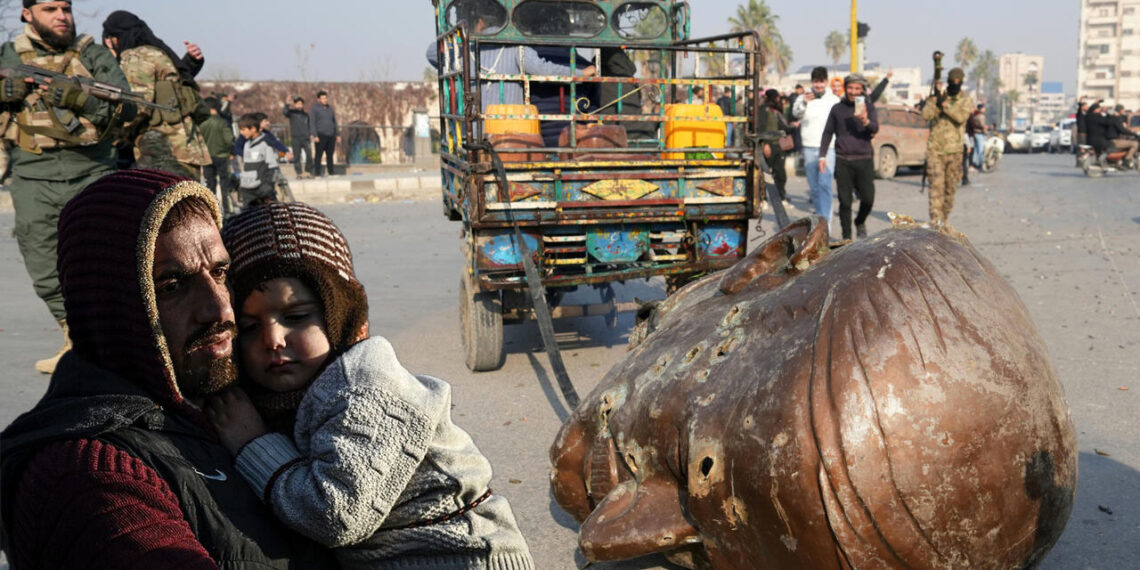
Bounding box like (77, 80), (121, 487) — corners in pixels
(100, 420), (337, 569)
(125, 45), (208, 127)
(3, 33), (103, 153)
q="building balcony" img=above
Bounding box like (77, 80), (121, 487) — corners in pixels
(1087, 0), (1119, 5)
(1084, 76), (1117, 87)
(1087, 15), (1119, 25)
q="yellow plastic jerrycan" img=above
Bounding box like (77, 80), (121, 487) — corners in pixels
(663, 103), (726, 160)
(484, 104), (540, 136)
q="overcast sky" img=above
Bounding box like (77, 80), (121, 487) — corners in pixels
(71, 0), (1080, 91)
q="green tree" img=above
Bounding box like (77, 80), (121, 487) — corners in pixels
(1022, 70), (1039, 91)
(955, 37), (978, 69)
(825, 30), (846, 65)
(728, 0), (792, 82)
(1003, 89), (1020, 128)
(971, 49), (999, 103)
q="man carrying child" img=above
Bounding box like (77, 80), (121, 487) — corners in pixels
(208, 201), (536, 569)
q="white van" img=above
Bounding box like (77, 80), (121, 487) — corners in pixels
(1049, 118), (1075, 152)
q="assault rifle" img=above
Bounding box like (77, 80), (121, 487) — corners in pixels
(0, 64), (176, 113)
(921, 50), (945, 193)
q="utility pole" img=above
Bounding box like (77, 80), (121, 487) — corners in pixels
(850, 0), (858, 74)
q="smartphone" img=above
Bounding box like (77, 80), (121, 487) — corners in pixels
(855, 96), (866, 116)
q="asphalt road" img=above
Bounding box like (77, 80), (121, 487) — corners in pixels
(1, 153), (1137, 569)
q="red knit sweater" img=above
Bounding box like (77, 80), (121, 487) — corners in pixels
(10, 438), (218, 569)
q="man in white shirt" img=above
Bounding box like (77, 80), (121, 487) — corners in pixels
(792, 66), (840, 226)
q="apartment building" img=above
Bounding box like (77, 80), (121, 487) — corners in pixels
(1078, 0), (1140, 110)
(1000, 53), (1045, 126)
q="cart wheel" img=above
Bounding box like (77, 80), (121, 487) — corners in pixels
(460, 273), (504, 372)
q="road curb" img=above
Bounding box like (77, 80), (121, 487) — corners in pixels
(0, 174), (442, 213)
(289, 174), (441, 205)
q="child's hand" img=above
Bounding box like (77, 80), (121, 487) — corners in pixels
(204, 386), (268, 456)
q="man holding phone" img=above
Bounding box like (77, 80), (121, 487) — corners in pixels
(819, 73), (879, 240)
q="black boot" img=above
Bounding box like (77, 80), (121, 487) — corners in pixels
(856, 224), (867, 239)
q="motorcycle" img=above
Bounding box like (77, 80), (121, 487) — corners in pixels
(981, 136), (1003, 173)
(1078, 142), (1140, 178)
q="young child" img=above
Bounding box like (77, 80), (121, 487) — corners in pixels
(207, 202), (534, 570)
(236, 113), (281, 206)
(234, 112), (292, 158)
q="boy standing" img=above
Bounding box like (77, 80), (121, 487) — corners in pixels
(237, 113), (280, 206)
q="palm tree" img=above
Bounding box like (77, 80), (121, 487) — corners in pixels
(1004, 89), (1020, 128)
(955, 37), (978, 69)
(971, 49), (999, 102)
(825, 30), (846, 65)
(772, 42), (793, 77)
(1022, 70), (1039, 91)
(1022, 70), (1039, 124)
(728, 0), (792, 82)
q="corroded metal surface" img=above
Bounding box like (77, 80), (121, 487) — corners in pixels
(550, 217), (1077, 569)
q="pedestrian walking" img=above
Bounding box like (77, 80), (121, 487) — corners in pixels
(0, 0), (132, 373)
(967, 104), (987, 171)
(820, 73), (879, 240)
(921, 67), (974, 225)
(792, 66), (840, 226)
(758, 89), (792, 204)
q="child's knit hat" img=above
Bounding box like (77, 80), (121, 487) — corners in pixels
(221, 202), (368, 357)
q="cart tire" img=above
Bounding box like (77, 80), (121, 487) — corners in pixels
(460, 273), (504, 372)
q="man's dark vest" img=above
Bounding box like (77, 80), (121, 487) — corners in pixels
(0, 354), (335, 569)
(100, 413), (335, 569)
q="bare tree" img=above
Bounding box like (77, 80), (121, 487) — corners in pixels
(0, 0), (22, 41)
(295, 43), (314, 82)
(204, 64), (242, 82)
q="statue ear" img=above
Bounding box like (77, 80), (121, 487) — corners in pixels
(354, 322), (370, 342)
(719, 216), (829, 295)
(578, 478), (701, 562)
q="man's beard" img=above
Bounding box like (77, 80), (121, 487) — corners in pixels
(31, 19), (76, 51)
(813, 88), (826, 98)
(176, 322), (239, 400)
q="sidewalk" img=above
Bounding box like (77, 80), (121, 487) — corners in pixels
(0, 158), (445, 213)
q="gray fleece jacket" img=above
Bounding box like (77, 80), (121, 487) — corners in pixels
(235, 337), (534, 570)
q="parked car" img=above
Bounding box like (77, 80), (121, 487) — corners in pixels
(1049, 118), (1075, 152)
(1028, 124), (1053, 152)
(872, 104), (930, 179)
(1005, 129), (1030, 153)
(1130, 113), (1140, 135)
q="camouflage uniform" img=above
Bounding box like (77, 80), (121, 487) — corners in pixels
(922, 89), (974, 224)
(0, 25), (127, 323)
(119, 45), (209, 176)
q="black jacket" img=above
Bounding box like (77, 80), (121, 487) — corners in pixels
(1086, 113), (1131, 150)
(283, 106), (311, 140)
(820, 97), (879, 161)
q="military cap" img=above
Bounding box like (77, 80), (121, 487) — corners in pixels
(948, 68), (966, 82)
(23, 0), (70, 7)
(844, 73), (867, 87)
